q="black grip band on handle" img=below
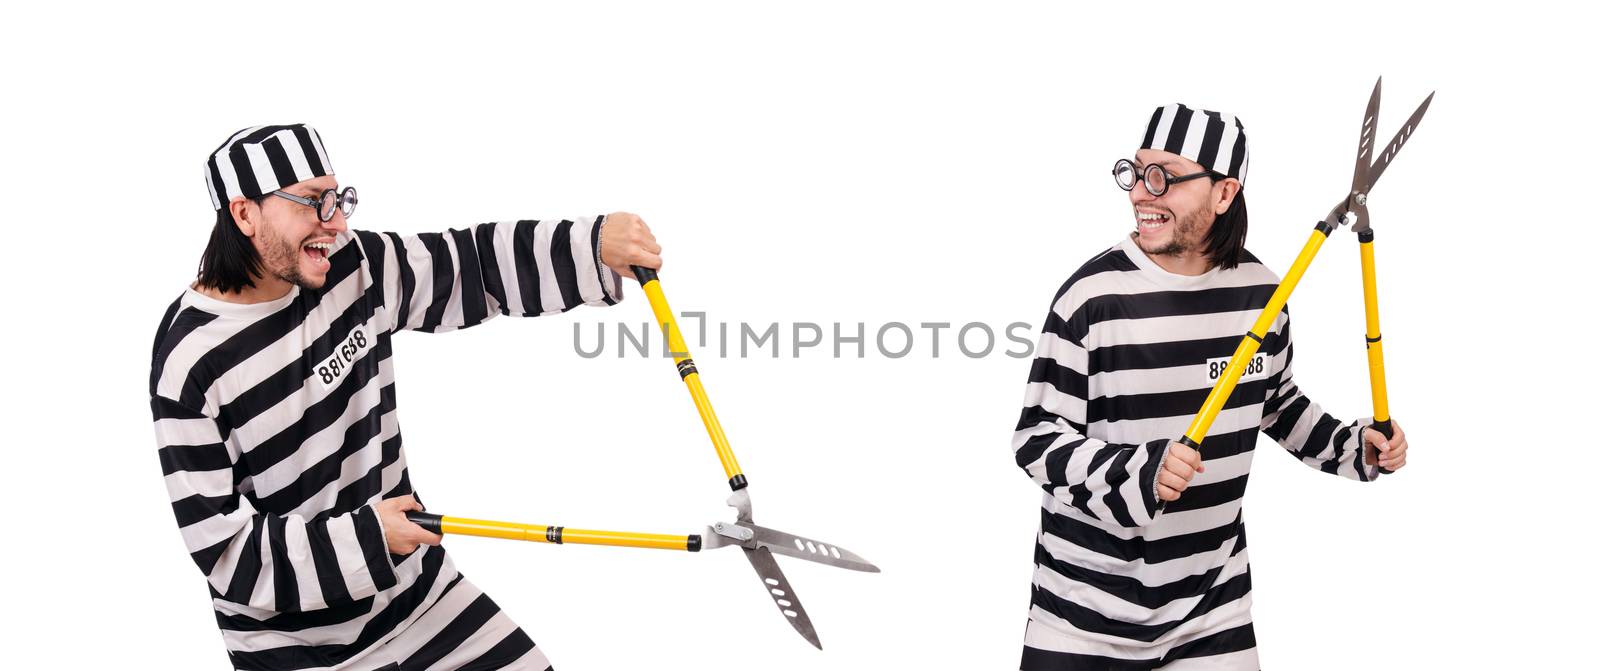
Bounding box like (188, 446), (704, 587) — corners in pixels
(729, 474), (748, 491)
(687, 534), (702, 552)
(1371, 419), (1395, 475)
(406, 511), (444, 535)
(631, 265), (658, 283)
(1371, 419), (1393, 439)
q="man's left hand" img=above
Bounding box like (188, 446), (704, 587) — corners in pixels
(1362, 419), (1408, 472)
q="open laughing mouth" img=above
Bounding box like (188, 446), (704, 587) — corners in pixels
(1136, 210), (1171, 233)
(303, 240), (332, 268)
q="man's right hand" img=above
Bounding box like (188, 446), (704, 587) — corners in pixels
(599, 212), (663, 280)
(1156, 441), (1205, 502)
(376, 494), (443, 555)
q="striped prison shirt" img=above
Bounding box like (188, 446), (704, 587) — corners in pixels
(150, 216), (622, 670)
(1012, 235), (1380, 670)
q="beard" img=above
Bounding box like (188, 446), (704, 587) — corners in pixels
(258, 223), (320, 289)
(1134, 204), (1204, 257)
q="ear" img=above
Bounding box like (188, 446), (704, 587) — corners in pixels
(229, 197), (259, 237)
(1213, 178), (1241, 216)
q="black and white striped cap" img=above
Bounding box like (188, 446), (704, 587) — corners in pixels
(1140, 104), (1249, 186)
(204, 124), (334, 210)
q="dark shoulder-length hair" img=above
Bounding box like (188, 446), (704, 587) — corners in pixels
(1203, 189), (1248, 271)
(195, 199), (264, 294)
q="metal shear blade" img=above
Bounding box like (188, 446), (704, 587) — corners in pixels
(704, 520), (881, 573)
(743, 546), (821, 649)
(699, 489), (880, 649)
(1366, 90), (1435, 190)
(1351, 78), (1381, 200)
(1333, 77), (1435, 232)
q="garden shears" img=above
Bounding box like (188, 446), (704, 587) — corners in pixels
(408, 266), (878, 649)
(1177, 77), (1433, 463)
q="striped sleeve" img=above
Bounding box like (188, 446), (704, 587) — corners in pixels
(1259, 312), (1380, 481)
(1012, 291), (1168, 528)
(152, 395), (399, 613)
(355, 215), (623, 334)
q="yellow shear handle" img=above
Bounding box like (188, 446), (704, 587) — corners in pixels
(630, 266), (747, 491)
(1358, 231), (1391, 431)
(407, 511), (701, 551)
(1359, 230), (1395, 473)
(1182, 223), (1333, 447)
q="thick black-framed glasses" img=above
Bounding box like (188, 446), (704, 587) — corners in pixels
(270, 186), (358, 222)
(1112, 159), (1220, 197)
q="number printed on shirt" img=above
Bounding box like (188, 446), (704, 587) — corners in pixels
(1204, 353), (1269, 383)
(316, 324), (371, 390)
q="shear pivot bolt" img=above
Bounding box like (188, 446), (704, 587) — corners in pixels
(713, 522), (754, 541)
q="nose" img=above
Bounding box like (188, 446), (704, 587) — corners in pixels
(1129, 175), (1156, 203)
(322, 210), (349, 234)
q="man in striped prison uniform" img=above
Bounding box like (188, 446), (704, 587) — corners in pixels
(151, 125), (664, 670)
(1012, 105), (1411, 669)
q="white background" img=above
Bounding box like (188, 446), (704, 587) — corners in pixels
(2, 2), (1595, 669)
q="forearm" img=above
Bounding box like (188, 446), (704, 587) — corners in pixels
(1014, 350), (1167, 527)
(1262, 384), (1378, 481)
(359, 216), (621, 334)
(156, 396), (397, 612)
(1015, 416), (1168, 527)
(178, 500), (398, 613)
(1259, 316), (1379, 481)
